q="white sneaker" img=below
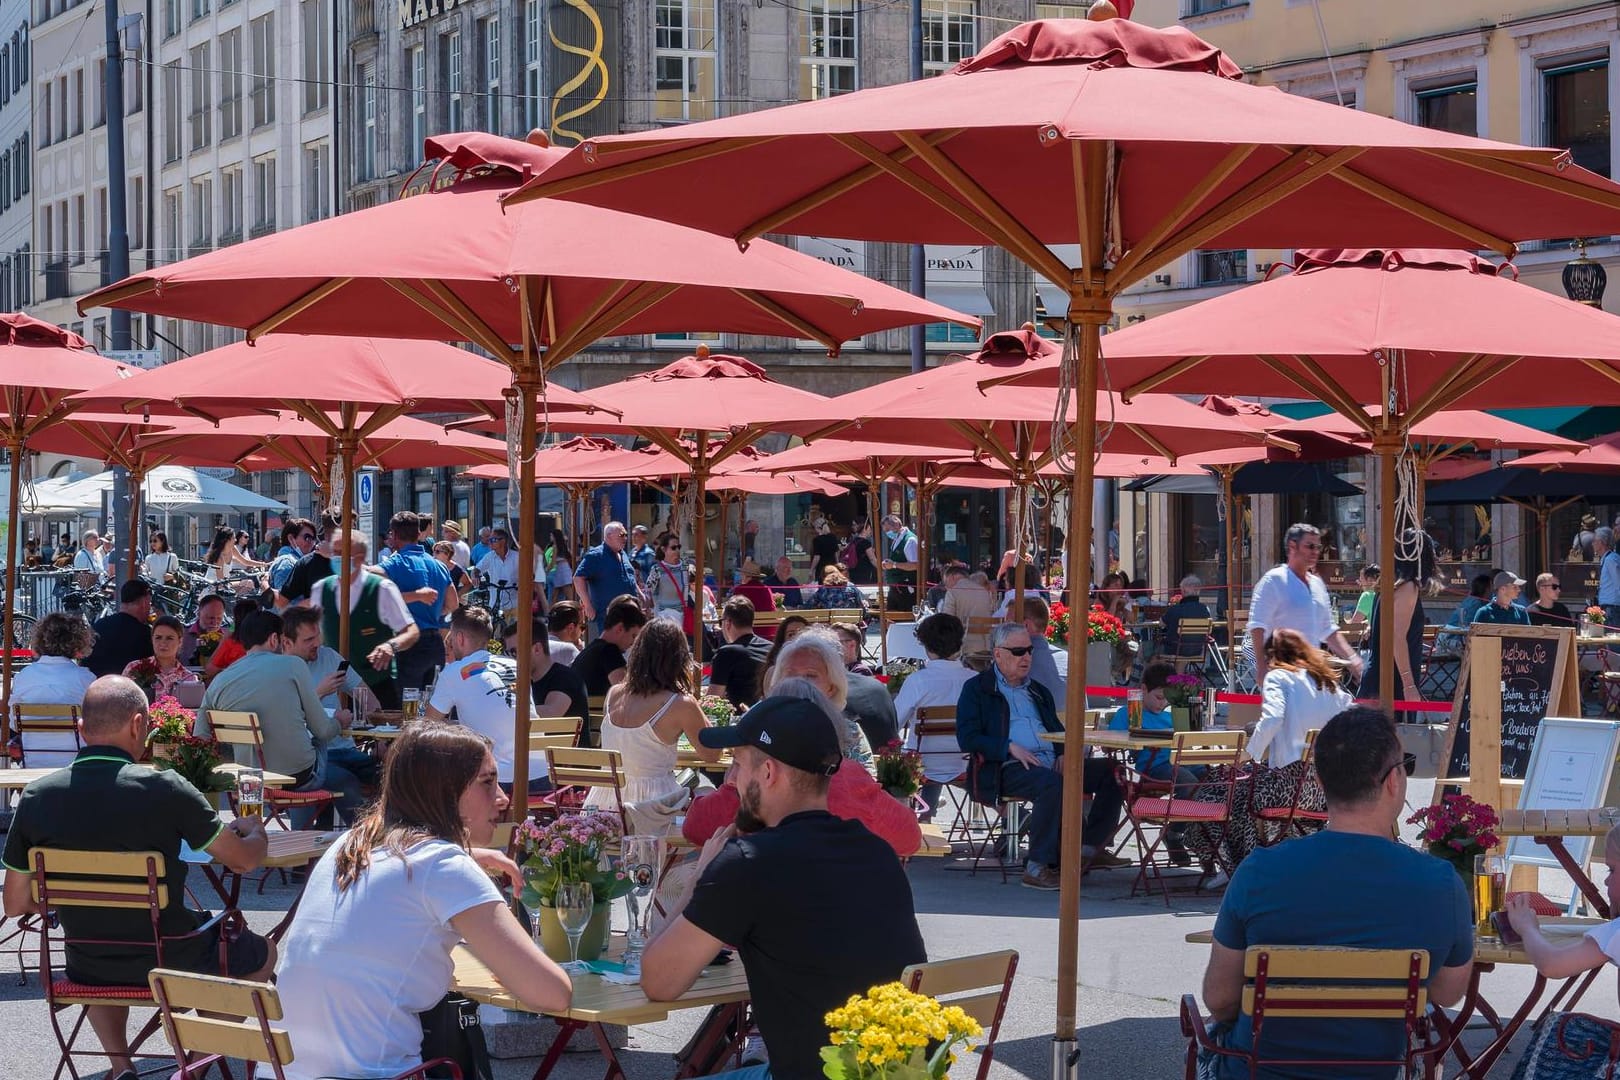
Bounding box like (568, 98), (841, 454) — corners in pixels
(1204, 869), (1230, 891)
(741, 1034), (769, 1065)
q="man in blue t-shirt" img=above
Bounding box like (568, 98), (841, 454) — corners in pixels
(574, 522), (643, 635)
(1198, 706), (1473, 1078)
(380, 511), (454, 693)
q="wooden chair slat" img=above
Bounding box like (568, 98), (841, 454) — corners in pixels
(1243, 946), (1430, 980)
(168, 1015), (294, 1064)
(148, 970), (285, 1019)
(1241, 987), (1430, 1018)
(29, 848), (166, 877)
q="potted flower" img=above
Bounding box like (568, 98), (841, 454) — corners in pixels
(1045, 602), (1070, 647)
(515, 813), (631, 963)
(1164, 673), (1203, 730)
(191, 629), (224, 668)
(873, 740), (924, 803)
(881, 657), (923, 697)
(1585, 605), (1607, 638)
(1407, 793), (1500, 881)
(699, 694), (737, 727)
(821, 981), (983, 1080)
(146, 698), (230, 796)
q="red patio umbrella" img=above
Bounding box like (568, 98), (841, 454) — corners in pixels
(0, 317), (132, 710)
(500, 13), (1620, 1052)
(1507, 432), (1620, 475)
(80, 132), (970, 803)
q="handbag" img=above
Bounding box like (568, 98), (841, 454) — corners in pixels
(418, 992), (493, 1080)
(1511, 1012), (1620, 1079)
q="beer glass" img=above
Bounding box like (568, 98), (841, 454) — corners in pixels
(1474, 854), (1505, 943)
(236, 768), (265, 822)
(1126, 688), (1144, 732)
(621, 835), (665, 977)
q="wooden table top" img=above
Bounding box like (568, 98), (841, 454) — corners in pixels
(915, 822), (950, 857)
(1185, 919), (1606, 966)
(344, 725), (407, 741)
(0, 762), (294, 791)
(451, 942), (751, 1025)
(1497, 808), (1619, 838)
(1577, 636), (1620, 648)
(676, 747), (732, 771)
(253, 829), (344, 868)
(1043, 728), (1187, 752)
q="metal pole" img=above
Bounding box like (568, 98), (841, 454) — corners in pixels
(3, 435), (21, 720)
(908, 0), (926, 375)
(104, 0), (133, 578)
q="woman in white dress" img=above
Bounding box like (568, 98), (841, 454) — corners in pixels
(585, 619), (718, 832)
(201, 525), (265, 594)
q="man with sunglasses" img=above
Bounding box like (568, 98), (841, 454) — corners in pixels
(473, 528), (521, 616)
(1196, 707), (1471, 1076)
(956, 623), (1125, 890)
(268, 518), (316, 607)
(1528, 573), (1572, 628)
(1248, 523), (1363, 687)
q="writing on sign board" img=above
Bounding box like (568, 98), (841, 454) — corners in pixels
(1444, 627), (1569, 781)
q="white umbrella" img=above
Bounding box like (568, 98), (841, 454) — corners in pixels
(52, 466), (289, 513)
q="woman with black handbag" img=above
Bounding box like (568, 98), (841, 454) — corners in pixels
(275, 725), (572, 1079)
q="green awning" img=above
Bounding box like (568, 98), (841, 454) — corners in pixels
(1264, 401), (1332, 420)
(1488, 407), (1620, 441)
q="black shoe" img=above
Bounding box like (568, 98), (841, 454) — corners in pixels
(1166, 845), (1193, 868)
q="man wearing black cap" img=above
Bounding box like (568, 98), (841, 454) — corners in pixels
(1472, 570), (1530, 626)
(641, 696), (925, 1080)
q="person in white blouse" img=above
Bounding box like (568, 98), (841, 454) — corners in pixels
(1506, 824), (1620, 986)
(1249, 628), (1353, 768)
(892, 614), (976, 821)
(9, 613), (97, 766)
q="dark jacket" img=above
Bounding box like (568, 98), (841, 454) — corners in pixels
(955, 666), (1063, 803)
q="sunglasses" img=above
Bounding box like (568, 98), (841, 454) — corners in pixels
(997, 645), (1034, 657)
(1380, 752), (1418, 784)
(1298, 542), (1322, 551)
(1546, 583), (1562, 590)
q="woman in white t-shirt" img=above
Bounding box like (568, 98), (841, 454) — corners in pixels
(142, 530), (180, 584)
(275, 725), (571, 1080)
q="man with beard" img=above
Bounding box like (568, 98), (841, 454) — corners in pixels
(641, 697), (925, 1080)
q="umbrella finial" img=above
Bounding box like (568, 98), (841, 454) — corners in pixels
(1087, 0), (1119, 19)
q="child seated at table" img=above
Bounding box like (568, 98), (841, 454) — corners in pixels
(1107, 660), (1199, 865)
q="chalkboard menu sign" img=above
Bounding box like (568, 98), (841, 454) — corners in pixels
(1442, 625), (1576, 782)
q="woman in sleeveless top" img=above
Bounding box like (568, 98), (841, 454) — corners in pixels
(202, 525), (265, 594)
(585, 620), (717, 818)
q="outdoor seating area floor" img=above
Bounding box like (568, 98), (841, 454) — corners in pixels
(2, 776), (1615, 1078)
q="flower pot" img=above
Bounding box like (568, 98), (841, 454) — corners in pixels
(535, 900), (612, 964)
(1085, 642), (1116, 707)
(1171, 706), (1192, 732)
(885, 786), (915, 805)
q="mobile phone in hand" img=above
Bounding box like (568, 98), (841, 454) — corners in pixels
(1491, 910), (1522, 947)
(336, 659), (350, 674)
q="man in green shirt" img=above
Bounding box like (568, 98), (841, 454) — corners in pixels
(3, 676), (273, 1080)
(1472, 570), (1531, 626)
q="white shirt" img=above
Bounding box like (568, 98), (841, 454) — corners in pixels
(72, 547), (106, 577)
(550, 640), (580, 667)
(893, 658), (976, 784)
(308, 571), (414, 633)
(143, 551), (179, 580)
(9, 656), (97, 767)
(427, 649), (544, 784)
(476, 549), (523, 611)
(1584, 918), (1620, 965)
(1250, 667), (1352, 767)
(449, 538), (471, 568)
(276, 837), (503, 1080)
(1247, 564), (1338, 655)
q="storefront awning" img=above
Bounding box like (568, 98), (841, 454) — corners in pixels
(925, 284), (996, 317)
(1035, 283), (1068, 317)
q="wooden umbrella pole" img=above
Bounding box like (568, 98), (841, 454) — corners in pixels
(1013, 472), (1030, 623)
(1056, 311), (1104, 1060)
(510, 370), (540, 808)
(870, 470), (887, 667)
(1220, 466), (1238, 690)
(2, 433), (21, 734)
(915, 470), (931, 606)
(716, 494), (729, 599)
(692, 435), (708, 667)
(336, 435), (357, 674)
(1375, 430), (1399, 711)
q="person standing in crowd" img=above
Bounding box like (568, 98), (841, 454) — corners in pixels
(143, 530), (181, 585)
(1473, 570), (1531, 627)
(846, 519), (879, 587)
(380, 511), (453, 694)
(82, 579), (155, 678)
(575, 522), (642, 635)
(546, 532), (575, 607)
(1248, 523), (1363, 687)
(879, 513), (921, 612)
(1529, 572), (1573, 628)
(473, 527), (522, 620)
(1599, 527), (1620, 630)
(1349, 564), (1379, 626)
(647, 532), (689, 625)
(73, 528), (108, 589)
(1359, 532), (1437, 703)
(310, 530), (419, 710)
(627, 524), (658, 592)
(275, 513), (339, 609)
(431, 541), (470, 619)
(810, 515), (843, 587)
(470, 526), (493, 566)
(441, 519), (472, 568)
(939, 562), (996, 655)
(203, 526), (266, 594)
(763, 557), (803, 609)
(267, 519), (317, 606)
(1571, 513), (1600, 562)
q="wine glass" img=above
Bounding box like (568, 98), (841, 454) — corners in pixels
(555, 880), (594, 975)
(620, 835), (665, 976)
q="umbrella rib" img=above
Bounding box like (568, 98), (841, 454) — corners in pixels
(1121, 424), (1176, 464)
(247, 278), (354, 342)
(1405, 356), (1519, 428)
(896, 132), (1073, 287)
(548, 282), (681, 363)
(1106, 144), (1257, 288)
(1253, 353), (1370, 431)
(1124, 147), (1365, 290)
(945, 419), (1017, 472)
(508, 135), (780, 205)
(706, 430), (762, 471)
(739, 131), (957, 242)
(729, 289), (839, 351)
(1401, 353), (1490, 422)
(1419, 148), (1620, 214)
(1582, 358), (1620, 392)
(417, 280), (524, 363)
(547, 279), (635, 360)
(1119, 354), (1213, 401)
(1328, 167), (1511, 255)
(78, 278), (159, 316)
(380, 279), (510, 358)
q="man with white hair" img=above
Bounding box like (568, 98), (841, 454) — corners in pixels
(1161, 574), (1213, 660)
(73, 528), (108, 588)
(575, 521), (642, 635)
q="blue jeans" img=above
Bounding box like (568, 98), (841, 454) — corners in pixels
(710, 1067), (771, 1080)
(288, 750), (365, 830)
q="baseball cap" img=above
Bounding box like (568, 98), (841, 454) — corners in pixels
(699, 696), (842, 776)
(1492, 570), (1525, 590)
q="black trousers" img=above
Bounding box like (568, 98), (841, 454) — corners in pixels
(394, 630), (446, 695)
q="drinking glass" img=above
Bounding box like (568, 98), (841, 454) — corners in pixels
(402, 687), (421, 723)
(620, 835), (666, 976)
(236, 768), (264, 822)
(555, 881), (595, 974)
(1474, 854), (1505, 943)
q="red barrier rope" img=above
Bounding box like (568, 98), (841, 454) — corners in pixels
(1080, 684), (1452, 713)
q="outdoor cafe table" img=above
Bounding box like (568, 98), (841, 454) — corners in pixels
(0, 761), (294, 791)
(1184, 917), (1607, 1078)
(451, 940), (752, 1080)
(1042, 728), (1185, 753)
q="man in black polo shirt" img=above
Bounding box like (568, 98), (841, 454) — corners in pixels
(709, 596), (771, 708)
(504, 616), (591, 739)
(275, 512), (342, 609)
(573, 595), (647, 700)
(2, 675), (274, 1080)
(82, 578), (155, 677)
(642, 697), (926, 1080)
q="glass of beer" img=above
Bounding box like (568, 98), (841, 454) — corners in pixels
(237, 767), (265, 822)
(402, 688), (421, 723)
(1474, 854), (1505, 942)
(1126, 688), (1144, 732)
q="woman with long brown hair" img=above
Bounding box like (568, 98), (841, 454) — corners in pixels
(276, 724), (570, 1080)
(584, 619), (718, 827)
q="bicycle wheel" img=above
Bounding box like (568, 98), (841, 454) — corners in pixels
(8, 612), (36, 650)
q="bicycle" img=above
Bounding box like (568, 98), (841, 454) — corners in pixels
(57, 583), (115, 624)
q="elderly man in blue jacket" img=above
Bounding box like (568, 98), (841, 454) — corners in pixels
(956, 622), (1127, 890)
